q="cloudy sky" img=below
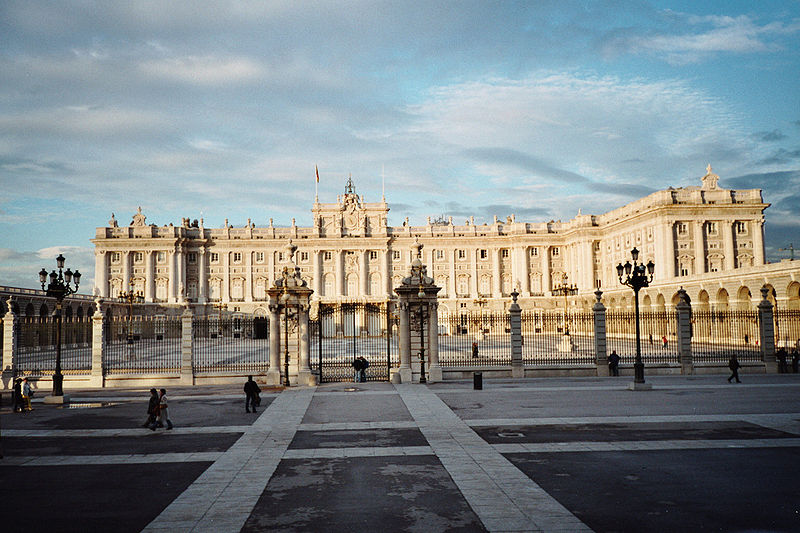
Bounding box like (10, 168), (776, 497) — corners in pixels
(1, 1), (799, 290)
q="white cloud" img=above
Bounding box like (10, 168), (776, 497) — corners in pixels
(138, 55), (264, 85)
(0, 106), (166, 137)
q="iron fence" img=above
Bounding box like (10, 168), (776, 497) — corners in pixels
(192, 316), (270, 373)
(103, 315), (181, 374)
(521, 311), (594, 365)
(775, 309), (800, 350)
(311, 303), (397, 382)
(438, 312), (512, 367)
(15, 315), (92, 375)
(691, 310), (762, 363)
(605, 311), (679, 364)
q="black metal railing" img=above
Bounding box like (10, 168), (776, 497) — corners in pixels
(605, 311), (679, 364)
(103, 315), (181, 374)
(775, 308), (800, 350)
(192, 316), (270, 373)
(15, 315), (92, 375)
(691, 310), (762, 363)
(439, 312), (512, 367)
(521, 311), (594, 365)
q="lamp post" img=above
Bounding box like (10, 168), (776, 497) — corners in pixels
(38, 254), (81, 396)
(551, 273), (578, 334)
(417, 282), (428, 384)
(119, 285), (144, 344)
(616, 247), (655, 385)
(473, 297), (487, 340)
(213, 301), (226, 337)
(280, 283), (296, 387)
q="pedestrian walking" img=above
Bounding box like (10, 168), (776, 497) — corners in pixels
(792, 349), (799, 374)
(356, 356), (369, 382)
(12, 378), (24, 413)
(744, 333), (749, 344)
(728, 355), (741, 383)
(472, 342), (479, 358)
(351, 357), (364, 382)
(144, 388), (160, 430)
(21, 377), (33, 411)
(661, 335), (668, 348)
(244, 375), (261, 413)
(777, 347), (789, 374)
(157, 388), (173, 430)
(608, 350), (620, 376)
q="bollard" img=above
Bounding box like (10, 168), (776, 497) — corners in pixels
(473, 371), (483, 390)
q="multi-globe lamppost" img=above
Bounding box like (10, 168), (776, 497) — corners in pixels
(616, 247), (655, 385)
(552, 272), (578, 335)
(119, 285), (144, 344)
(279, 278), (297, 387)
(417, 278), (429, 384)
(38, 254), (81, 397)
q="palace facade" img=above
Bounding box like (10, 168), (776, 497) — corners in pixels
(91, 167), (800, 316)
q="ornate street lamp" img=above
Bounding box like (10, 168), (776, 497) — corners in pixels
(280, 276), (297, 387)
(616, 247), (655, 385)
(552, 272), (578, 335)
(38, 254), (81, 396)
(212, 301), (227, 338)
(119, 285), (144, 344)
(417, 280), (428, 384)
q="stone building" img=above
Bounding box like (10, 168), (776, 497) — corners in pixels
(90, 167), (799, 317)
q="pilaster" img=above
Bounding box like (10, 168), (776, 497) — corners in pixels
(179, 305), (194, 385)
(676, 288), (693, 375)
(592, 291), (608, 376)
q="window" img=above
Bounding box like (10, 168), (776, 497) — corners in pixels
(210, 252), (219, 263)
(301, 251), (309, 262)
(435, 250), (444, 260)
(706, 222), (718, 235)
(110, 252), (120, 263)
(157, 251), (166, 263)
(232, 252), (242, 263)
(479, 249), (488, 260)
(735, 221), (747, 234)
(679, 264), (689, 277)
(501, 249), (509, 258)
(552, 247), (559, 257)
(457, 249), (466, 260)
(133, 252), (143, 263)
(392, 250), (400, 260)
(324, 251), (333, 261)
(187, 252), (196, 264)
(369, 251), (377, 260)
(278, 252), (284, 262)
(677, 222), (687, 235)
(254, 252), (264, 263)
(530, 247), (538, 257)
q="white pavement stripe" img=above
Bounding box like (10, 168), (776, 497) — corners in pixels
(4, 426), (249, 437)
(437, 383), (800, 393)
(142, 387), (315, 533)
(396, 384), (591, 533)
(3, 452), (223, 466)
(283, 445), (434, 459)
(313, 390), (399, 396)
(298, 420), (419, 431)
(492, 437), (800, 454)
(61, 394), (279, 403)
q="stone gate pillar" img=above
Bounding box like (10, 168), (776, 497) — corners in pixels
(593, 290), (608, 377)
(266, 240), (314, 386)
(758, 286), (777, 373)
(676, 288), (693, 375)
(510, 289), (524, 378)
(394, 238), (441, 383)
(2, 297), (17, 388)
(89, 298), (105, 387)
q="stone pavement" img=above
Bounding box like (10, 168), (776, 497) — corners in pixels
(2, 374), (800, 532)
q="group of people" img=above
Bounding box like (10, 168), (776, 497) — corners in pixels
(351, 356), (369, 382)
(144, 388), (173, 430)
(11, 377), (34, 412)
(776, 347), (800, 374)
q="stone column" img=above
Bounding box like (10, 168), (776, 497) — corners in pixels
(542, 246), (551, 295)
(661, 222), (675, 279)
(398, 301), (412, 382)
(427, 302), (442, 382)
(198, 249), (207, 304)
(222, 251), (230, 303)
(383, 249), (391, 298)
(2, 297), (17, 386)
(361, 250), (369, 296)
(722, 221), (735, 271)
(245, 251), (253, 302)
(448, 249), (457, 298)
(470, 248), (479, 296)
(94, 251), (108, 298)
(297, 305), (314, 385)
(313, 251), (322, 296)
(89, 299), (105, 387)
(693, 221), (706, 275)
(168, 250), (176, 302)
(513, 246), (530, 296)
(122, 251), (131, 290)
(492, 249), (501, 297)
(510, 292), (523, 378)
(179, 305), (194, 385)
(593, 290), (608, 377)
(145, 251), (155, 301)
(267, 303), (281, 385)
(676, 288), (693, 375)
(753, 220), (765, 266)
(758, 286), (777, 372)
(336, 251), (345, 297)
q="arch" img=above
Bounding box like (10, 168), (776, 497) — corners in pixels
(77, 306), (85, 318)
(25, 303), (35, 316)
(655, 293), (666, 312)
(345, 273), (358, 297)
(479, 274), (491, 296)
(642, 294), (652, 310)
(324, 273), (335, 297)
(39, 303), (49, 317)
(736, 286), (753, 310)
(253, 306), (268, 317)
(787, 281), (800, 310)
(369, 272), (382, 296)
(715, 288), (729, 311)
(697, 290), (710, 312)
(670, 291), (682, 307)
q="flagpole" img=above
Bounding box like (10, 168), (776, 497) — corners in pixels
(381, 164), (385, 202)
(315, 165), (319, 203)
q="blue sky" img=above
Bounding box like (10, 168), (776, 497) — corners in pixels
(1, 1), (799, 289)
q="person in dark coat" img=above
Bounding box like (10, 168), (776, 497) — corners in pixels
(608, 350), (620, 376)
(351, 357), (364, 382)
(791, 349), (799, 374)
(244, 376), (261, 413)
(728, 355), (741, 383)
(12, 378), (24, 413)
(777, 348), (789, 374)
(145, 388), (160, 430)
(472, 342), (479, 358)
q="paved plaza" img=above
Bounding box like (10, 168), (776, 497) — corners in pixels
(1, 373), (800, 532)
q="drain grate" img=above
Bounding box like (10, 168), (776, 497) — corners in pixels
(60, 402), (117, 409)
(497, 431), (525, 438)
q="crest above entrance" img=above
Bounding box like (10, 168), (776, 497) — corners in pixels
(312, 175), (389, 238)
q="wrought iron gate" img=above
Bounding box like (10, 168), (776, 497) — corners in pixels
(310, 303), (398, 383)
